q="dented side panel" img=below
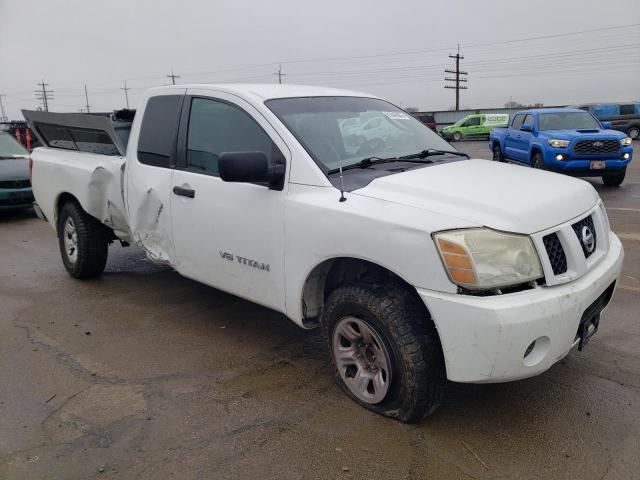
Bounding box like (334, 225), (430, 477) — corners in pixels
(30, 148), (130, 240)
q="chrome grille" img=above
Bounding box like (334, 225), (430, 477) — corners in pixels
(573, 139), (620, 155)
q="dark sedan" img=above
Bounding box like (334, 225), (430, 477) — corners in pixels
(0, 132), (33, 210)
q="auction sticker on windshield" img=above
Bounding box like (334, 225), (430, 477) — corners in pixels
(383, 111), (410, 120)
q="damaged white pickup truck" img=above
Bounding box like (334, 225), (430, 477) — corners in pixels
(24, 84), (623, 422)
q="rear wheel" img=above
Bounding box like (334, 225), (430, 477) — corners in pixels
(492, 144), (505, 162)
(628, 127), (639, 140)
(57, 201), (110, 278)
(531, 151), (545, 169)
(452, 132), (462, 142)
(602, 168), (626, 187)
(321, 282), (445, 423)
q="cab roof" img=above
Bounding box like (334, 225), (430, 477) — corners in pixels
(517, 107), (585, 115)
(147, 83), (377, 101)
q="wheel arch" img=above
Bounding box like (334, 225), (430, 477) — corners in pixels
(299, 256), (435, 332)
(54, 192), (82, 229)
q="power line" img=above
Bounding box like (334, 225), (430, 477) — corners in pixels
(121, 80), (130, 109)
(167, 68), (180, 85)
(444, 45), (467, 110)
(34, 79), (54, 112)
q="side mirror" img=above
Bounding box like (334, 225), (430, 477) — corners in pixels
(520, 123), (533, 132)
(219, 151), (285, 189)
(601, 121), (612, 129)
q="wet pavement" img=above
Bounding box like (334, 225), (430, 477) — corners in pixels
(1, 141), (639, 479)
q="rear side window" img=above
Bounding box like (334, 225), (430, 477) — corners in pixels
(620, 104), (636, 115)
(186, 97), (281, 176)
(137, 95), (183, 167)
(511, 114), (524, 129)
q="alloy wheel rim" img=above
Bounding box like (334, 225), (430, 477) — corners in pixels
(332, 316), (392, 404)
(63, 217), (78, 264)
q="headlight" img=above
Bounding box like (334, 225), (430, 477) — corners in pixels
(433, 228), (543, 290)
(620, 137), (632, 146)
(548, 139), (570, 148)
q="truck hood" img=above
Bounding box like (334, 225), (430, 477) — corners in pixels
(0, 157), (30, 181)
(541, 129), (625, 140)
(353, 159), (599, 234)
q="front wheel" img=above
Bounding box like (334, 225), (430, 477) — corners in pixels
(321, 282), (445, 423)
(531, 151), (545, 169)
(602, 169), (626, 187)
(628, 127), (639, 140)
(452, 132), (462, 142)
(492, 144), (505, 162)
(57, 201), (110, 278)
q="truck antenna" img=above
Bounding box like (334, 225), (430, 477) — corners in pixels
(339, 166), (347, 202)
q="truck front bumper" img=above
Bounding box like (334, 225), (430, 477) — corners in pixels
(417, 232), (624, 383)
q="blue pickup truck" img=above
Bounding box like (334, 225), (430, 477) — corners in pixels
(490, 108), (633, 186)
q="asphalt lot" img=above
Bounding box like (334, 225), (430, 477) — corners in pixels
(1, 141), (639, 480)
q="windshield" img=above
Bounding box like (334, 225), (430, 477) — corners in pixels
(0, 133), (29, 157)
(266, 96), (455, 171)
(538, 112), (601, 131)
(452, 117), (467, 126)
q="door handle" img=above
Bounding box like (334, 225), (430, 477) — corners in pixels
(173, 186), (195, 198)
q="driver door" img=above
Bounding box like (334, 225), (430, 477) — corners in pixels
(170, 90), (290, 312)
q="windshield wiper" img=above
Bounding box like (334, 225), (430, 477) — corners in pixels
(327, 156), (399, 174)
(398, 149), (469, 160)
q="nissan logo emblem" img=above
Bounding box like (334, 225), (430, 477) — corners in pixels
(581, 226), (595, 253)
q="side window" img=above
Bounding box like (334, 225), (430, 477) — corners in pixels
(466, 116), (481, 126)
(620, 104), (635, 115)
(186, 97), (281, 176)
(511, 114), (524, 130)
(137, 95), (183, 167)
(522, 114), (533, 128)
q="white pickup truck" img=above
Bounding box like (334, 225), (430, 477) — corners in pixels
(24, 84), (623, 422)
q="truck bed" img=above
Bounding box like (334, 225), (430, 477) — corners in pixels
(23, 110), (134, 241)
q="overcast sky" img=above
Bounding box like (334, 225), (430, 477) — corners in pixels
(1, 0), (639, 118)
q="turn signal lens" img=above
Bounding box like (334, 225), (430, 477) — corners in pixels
(436, 238), (476, 286)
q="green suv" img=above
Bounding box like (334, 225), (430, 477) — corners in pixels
(440, 113), (509, 141)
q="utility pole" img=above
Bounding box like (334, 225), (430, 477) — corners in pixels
(35, 79), (54, 112)
(121, 80), (130, 109)
(274, 63), (286, 84)
(167, 68), (180, 85)
(0, 94), (7, 122)
(84, 84), (91, 113)
(444, 45), (467, 111)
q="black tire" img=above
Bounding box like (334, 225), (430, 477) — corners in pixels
(628, 127), (639, 140)
(321, 281), (445, 423)
(602, 168), (626, 187)
(492, 144), (505, 162)
(57, 201), (110, 278)
(531, 151), (545, 169)
(452, 132), (462, 142)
